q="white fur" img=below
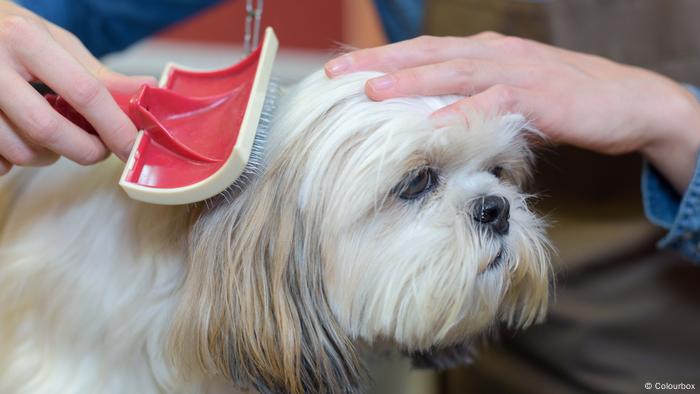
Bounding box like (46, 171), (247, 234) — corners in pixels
(0, 70), (549, 393)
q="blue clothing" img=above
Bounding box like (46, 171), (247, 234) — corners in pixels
(372, 0), (424, 42)
(642, 85), (700, 262)
(15, 0), (219, 56)
(18, 0), (424, 57)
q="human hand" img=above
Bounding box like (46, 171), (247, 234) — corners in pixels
(325, 33), (700, 192)
(0, 1), (156, 175)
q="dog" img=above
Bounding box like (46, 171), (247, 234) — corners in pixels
(0, 70), (550, 394)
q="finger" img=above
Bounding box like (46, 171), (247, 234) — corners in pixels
(98, 69), (157, 106)
(0, 7), (107, 74)
(46, 23), (158, 91)
(24, 14), (158, 92)
(45, 21), (106, 72)
(325, 32), (504, 77)
(0, 156), (11, 176)
(431, 84), (533, 125)
(7, 20), (136, 160)
(365, 59), (534, 100)
(0, 112), (59, 166)
(0, 69), (109, 165)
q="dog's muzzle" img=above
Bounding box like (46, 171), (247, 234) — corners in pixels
(473, 195), (510, 235)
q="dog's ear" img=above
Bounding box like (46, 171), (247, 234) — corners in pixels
(169, 172), (365, 394)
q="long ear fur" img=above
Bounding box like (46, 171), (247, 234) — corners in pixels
(168, 167), (365, 394)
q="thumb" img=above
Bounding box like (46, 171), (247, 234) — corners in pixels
(430, 85), (551, 149)
(430, 85), (531, 132)
(431, 84), (526, 127)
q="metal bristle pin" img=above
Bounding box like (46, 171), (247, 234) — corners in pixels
(218, 0), (279, 200)
(225, 79), (281, 195)
(242, 0), (274, 187)
(244, 0), (264, 55)
(216, 0), (276, 199)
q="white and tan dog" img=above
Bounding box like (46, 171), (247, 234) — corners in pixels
(0, 70), (550, 394)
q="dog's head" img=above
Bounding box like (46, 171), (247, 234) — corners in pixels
(170, 71), (550, 393)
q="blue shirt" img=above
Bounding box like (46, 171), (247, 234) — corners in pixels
(15, 0), (220, 56)
(642, 85), (700, 262)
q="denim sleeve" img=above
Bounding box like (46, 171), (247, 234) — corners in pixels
(15, 0), (220, 57)
(641, 85), (700, 262)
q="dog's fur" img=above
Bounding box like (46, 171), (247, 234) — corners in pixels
(0, 71), (550, 394)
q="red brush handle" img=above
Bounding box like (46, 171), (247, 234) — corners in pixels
(45, 94), (100, 135)
(42, 88), (132, 136)
(44, 85), (221, 164)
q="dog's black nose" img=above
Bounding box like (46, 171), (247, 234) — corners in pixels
(473, 195), (510, 235)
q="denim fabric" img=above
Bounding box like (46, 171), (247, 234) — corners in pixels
(642, 85), (700, 262)
(15, 0), (220, 56)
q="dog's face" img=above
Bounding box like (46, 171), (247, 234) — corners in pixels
(171, 71), (550, 393)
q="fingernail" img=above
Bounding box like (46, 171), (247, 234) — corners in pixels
(119, 142), (134, 162)
(326, 56), (351, 76)
(368, 75), (394, 91)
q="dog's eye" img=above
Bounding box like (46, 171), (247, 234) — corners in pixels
(396, 168), (438, 200)
(489, 166), (504, 179)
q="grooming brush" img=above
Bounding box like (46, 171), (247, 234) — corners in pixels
(44, 4), (278, 205)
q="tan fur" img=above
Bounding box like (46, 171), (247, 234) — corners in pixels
(170, 150), (365, 393)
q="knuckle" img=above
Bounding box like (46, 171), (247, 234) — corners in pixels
(74, 146), (107, 165)
(411, 35), (446, 60)
(521, 65), (546, 85)
(0, 15), (34, 42)
(70, 76), (102, 108)
(413, 35), (436, 46)
(452, 58), (475, 75)
(93, 64), (111, 80)
(395, 70), (420, 94)
(442, 35), (467, 48)
(449, 59), (477, 93)
(399, 67), (419, 83)
(62, 29), (83, 47)
(477, 31), (503, 40)
(25, 110), (61, 145)
(494, 36), (530, 52)
(73, 150), (104, 166)
(99, 117), (133, 146)
(4, 143), (37, 166)
(491, 84), (517, 107)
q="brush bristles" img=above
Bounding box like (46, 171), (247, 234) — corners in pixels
(221, 80), (281, 199)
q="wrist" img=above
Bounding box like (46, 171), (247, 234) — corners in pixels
(641, 85), (700, 193)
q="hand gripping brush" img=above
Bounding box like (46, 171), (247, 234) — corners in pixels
(45, 3), (278, 205)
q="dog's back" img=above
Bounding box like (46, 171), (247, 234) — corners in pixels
(0, 159), (232, 393)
